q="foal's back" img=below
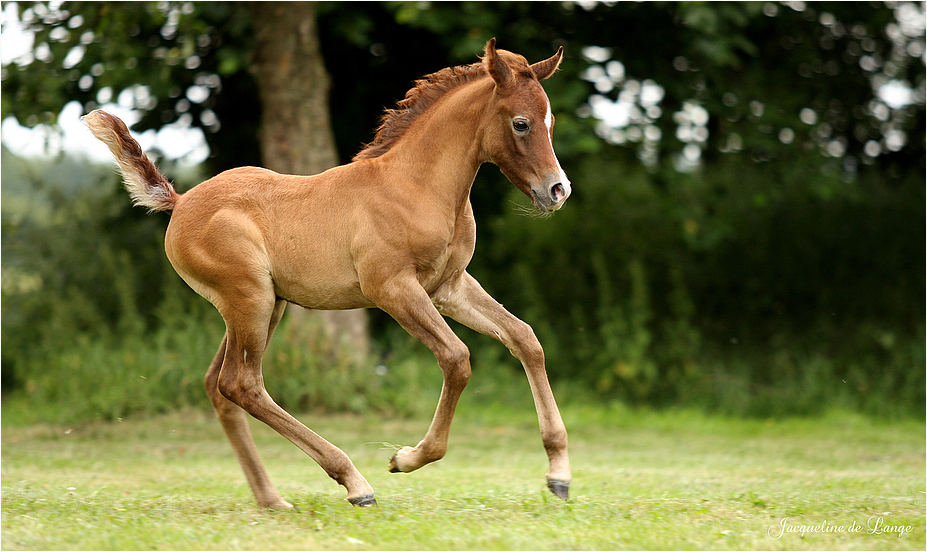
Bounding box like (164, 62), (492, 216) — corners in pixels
(165, 163), (381, 311)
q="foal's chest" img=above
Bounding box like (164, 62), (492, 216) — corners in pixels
(412, 208), (477, 294)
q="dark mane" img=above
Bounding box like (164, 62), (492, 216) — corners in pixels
(353, 61), (488, 161)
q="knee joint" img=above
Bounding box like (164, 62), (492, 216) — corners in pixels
(439, 345), (471, 386)
(510, 322), (544, 365)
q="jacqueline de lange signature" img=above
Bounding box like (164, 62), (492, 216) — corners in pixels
(768, 516), (914, 539)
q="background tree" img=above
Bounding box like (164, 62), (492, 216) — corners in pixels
(249, 1), (369, 360)
(3, 0), (370, 359)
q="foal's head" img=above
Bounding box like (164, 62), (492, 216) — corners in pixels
(482, 38), (571, 212)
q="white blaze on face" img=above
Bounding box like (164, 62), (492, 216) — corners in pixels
(544, 99), (571, 190)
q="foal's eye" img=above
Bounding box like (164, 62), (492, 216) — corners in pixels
(512, 120), (530, 133)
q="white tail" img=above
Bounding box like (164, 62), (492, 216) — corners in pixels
(82, 110), (178, 212)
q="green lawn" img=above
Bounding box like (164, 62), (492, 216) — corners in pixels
(2, 403), (924, 550)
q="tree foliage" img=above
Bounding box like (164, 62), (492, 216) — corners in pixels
(2, 1), (924, 417)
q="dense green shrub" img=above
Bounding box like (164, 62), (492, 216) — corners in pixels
(2, 146), (923, 422)
(467, 148), (924, 418)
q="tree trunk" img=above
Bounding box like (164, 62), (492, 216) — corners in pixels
(249, 1), (369, 362)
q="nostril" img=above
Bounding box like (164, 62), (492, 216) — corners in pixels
(551, 183), (565, 202)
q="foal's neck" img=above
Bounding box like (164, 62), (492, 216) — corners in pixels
(381, 78), (493, 215)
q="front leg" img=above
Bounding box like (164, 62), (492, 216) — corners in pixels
(433, 272), (571, 499)
(365, 274), (472, 474)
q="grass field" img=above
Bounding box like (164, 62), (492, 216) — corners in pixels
(2, 402), (924, 550)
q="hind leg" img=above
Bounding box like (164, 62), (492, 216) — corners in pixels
(205, 304), (292, 509)
(215, 283), (376, 507)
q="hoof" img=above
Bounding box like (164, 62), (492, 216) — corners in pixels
(546, 478), (570, 500)
(261, 500), (295, 510)
(388, 446), (419, 473)
(348, 493), (378, 507)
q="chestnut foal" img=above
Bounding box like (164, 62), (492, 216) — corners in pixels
(84, 38), (572, 508)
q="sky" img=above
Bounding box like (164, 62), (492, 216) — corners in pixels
(1, 2), (209, 165)
(1, 99), (210, 164)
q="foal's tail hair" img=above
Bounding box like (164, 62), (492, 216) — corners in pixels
(82, 110), (178, 213)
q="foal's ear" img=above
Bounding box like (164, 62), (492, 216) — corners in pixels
(484, 37), (514, 87)
(530, 46), (564, 81)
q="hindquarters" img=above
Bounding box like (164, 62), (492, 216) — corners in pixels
(165, 194), (276, 320)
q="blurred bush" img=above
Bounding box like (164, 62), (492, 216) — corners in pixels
(465, 145), (924, 418)
(2, 140), (923, 422)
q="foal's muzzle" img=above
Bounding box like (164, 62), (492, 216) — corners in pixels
(533, 174), (572, 212)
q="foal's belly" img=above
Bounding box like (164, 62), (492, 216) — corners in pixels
(271, 260), (375, 311)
